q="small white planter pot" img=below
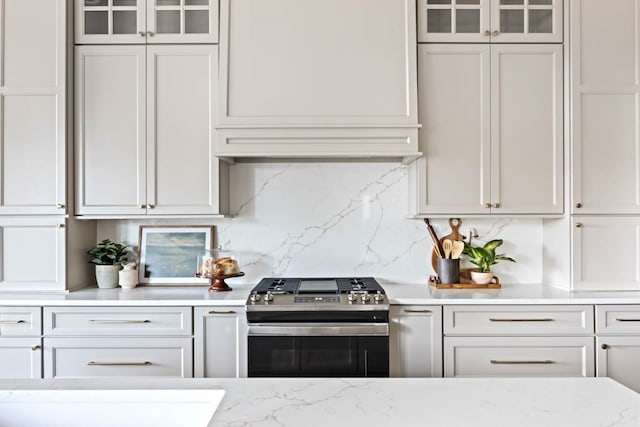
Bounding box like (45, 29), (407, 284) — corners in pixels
(470, 271), (494, 285)
(95, 264), (121, 289)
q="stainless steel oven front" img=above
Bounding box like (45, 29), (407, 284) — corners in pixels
(247, 322), (389, 377)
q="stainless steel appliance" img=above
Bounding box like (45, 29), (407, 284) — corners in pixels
(246, 277), (389, 377)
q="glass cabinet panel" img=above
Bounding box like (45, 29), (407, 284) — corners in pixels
(77, 0), (143, 43)
(419, 0), (487, 42)
(147, 0), (217, 42)
(496, 0), (558, 36)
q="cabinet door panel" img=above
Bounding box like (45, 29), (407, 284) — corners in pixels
(0, 218), (65, 292)
(491, 44), (563, 214)
(390, 305), (442, 377)
(146, 0), (218, 44)
(490, 0), (563, 43)
(412, 44), (491, 215)
(194, 307), (247, 378)
(572, 217), (640, 291)
(0, 338), (42, 379)
(75, 45), (146, 216)
(146, 45), (222, 215)
(74, 0), (146, 44)
(417, 0), (491, 43)
(597, 336), (640, 393)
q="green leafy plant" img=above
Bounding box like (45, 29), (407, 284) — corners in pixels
(463, 239), (515, 273)
(87, 239), (128, 265)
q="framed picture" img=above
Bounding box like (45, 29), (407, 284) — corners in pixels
(138, 225), (214, 284)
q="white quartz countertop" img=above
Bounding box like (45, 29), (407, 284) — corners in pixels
(2, 282), (640, 306)
(0, 377), (637, 426)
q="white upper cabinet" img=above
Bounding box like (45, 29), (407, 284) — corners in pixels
(418, 0), (563, 43)
(0, 0), (66, 215)
(75, 45), (228, 216)
(216, 0), (420, 160)
(571, 0), (640, 214)
(411, 43), (563, 216)
(75, 0), (219, 44)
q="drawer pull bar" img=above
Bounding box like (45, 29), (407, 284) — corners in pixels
(490, 360), (555, 365)
(615, 318), (640, 322)
(0, 320), (26, 324)
(88, 320), (151, 324)
(208, 310), (236, 315)
(87, 361), (152, 366)
(489, 318), (554, 322)
(404, 309), (432, 314)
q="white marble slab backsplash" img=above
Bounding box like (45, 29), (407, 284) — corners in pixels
(97, 162), (542, 285)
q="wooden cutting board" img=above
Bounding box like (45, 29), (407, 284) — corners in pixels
(431, 218), (463, 273)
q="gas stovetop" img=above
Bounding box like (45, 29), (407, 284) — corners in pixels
(246, 277), (388, 312)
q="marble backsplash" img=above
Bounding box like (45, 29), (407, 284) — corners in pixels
(97, 162), (542, 285)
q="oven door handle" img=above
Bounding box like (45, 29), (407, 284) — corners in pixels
(247, 323), (389, 336)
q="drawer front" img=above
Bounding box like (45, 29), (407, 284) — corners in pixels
(596, 305), (640, 334)
(444, 336), (595, 378)
(44, 337), (193, 378)
(0, 307), (41, 336)
(44, 307), (192, 336)
(0, 337), (42, 379)
(444, 305), (594, 335)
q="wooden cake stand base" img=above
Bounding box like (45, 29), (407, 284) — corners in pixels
(196, 272), (244, 292)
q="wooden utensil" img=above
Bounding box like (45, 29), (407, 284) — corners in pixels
(451, 240), (464, 260)
(433, 243), (443, 259)
(424, 219), (444, 257)
(431, 218), (464, 271)
(442, 239), (453, 259)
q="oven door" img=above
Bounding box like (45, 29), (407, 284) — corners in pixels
(247, 323), (389, 377)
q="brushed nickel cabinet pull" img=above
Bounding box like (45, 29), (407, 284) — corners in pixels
(139, 204), (146, 209)
(147, 204), (155, 209)
(490, 360), (554, 365)
(0, 320), (26, 324)
(31, 345), (41, 351)
(56, 204), (65, 209)
(493, 203), (501, 208)
(88, 361), (151, 366)
(615, 318), (640, 322)
(57, 224), (65, 228)
(492, 30), (500, 36)
(147, 31), (155, 36)
(88, 319), (151, 324)
(485, 203), (492, 208)
(403, 309), (433, 314)
(484, 30), (491, 36)
(138, 31), (146, 37)
(575, 203), (582, 208)
(208, 310), (236, 315)
(489, 318), (554, 322)
(576, 223), (583, 228)
(601, 344), (609, 350)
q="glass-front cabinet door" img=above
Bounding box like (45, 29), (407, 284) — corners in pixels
(418, 0), (562, 43)
(75, 0), (218, 44)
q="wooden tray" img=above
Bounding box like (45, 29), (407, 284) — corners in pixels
(429, 268), (501, 289)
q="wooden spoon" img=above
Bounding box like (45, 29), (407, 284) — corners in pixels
(451, 240), (464, 260)
(442, 239), (453, 259)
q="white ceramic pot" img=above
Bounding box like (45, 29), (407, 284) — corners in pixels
(118, 263), (139, 289)
(95, 264), (121, 289)
(470, 270), (494, 285)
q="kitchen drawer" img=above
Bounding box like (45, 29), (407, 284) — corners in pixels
(444, 336), (595, 378)
(0, 307), (41, 336)
(44, 306), (192, 336)
(444, 305), (594, 336)
(596, 305), (640, 334)
(43, 337), (193, 378)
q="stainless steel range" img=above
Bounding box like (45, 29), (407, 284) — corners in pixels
(246, 277), (389, 377)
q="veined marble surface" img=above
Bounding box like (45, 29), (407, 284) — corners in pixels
(0, 377), (637, 426)
(97, 162), (543, 286)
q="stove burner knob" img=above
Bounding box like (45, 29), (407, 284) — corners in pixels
(250, 293), (261, 302)
(374, 292), (384, 303)
(360, 294), (371, 303)
(264, 292), (274, 303)
(347, 292), (358, 303)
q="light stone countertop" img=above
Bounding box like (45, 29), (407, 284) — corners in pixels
(1, 282), (640, 306)
(0, 377), (637, 426)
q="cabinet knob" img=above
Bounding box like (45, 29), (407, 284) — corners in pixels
(56, 224), (65, 229)
(31, 345), (41, 351)
(576, 222), (583, 228)
(485, 203), (492, 208)
(575, 203), (582, 208)
(492, 30), (500, 36)
(138, 31), (145, 37)
(55, 203), (65, 209)
(484, 30), (491, 36)
(139, 204), (146, 209)
(147, 204), (155, 209)
(147, 31), (155, 37)
(601, 344), (608, 350)
(493, 203), (500, 208)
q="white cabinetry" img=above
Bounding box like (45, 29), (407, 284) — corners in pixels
(411, 43), (563, 216)
(75, 0), (218, 44)
(75, 44), (228, 216)
(418, 0), (563, 43)
(443, 305), (595, 377)
(0, 0), (66, 215)
(572, 217), (640, 291)
(194, 306), (247, 378)
(216, 0), (419, 160)
(596, 305), (640, 393)
(571, 0), (640, 215)
(0, 307), (42, 379)
(389, 305), (442, 377)
(43, 306), (193, 378)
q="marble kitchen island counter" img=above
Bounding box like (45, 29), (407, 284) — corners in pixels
(1, 377), (637, 426)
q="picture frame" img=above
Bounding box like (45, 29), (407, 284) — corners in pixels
(138, 225), (214, 284)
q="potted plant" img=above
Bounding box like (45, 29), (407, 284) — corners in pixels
(463, 239), (516, 284)
(87, 239), (129, 288)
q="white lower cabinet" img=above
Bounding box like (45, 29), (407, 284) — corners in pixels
(194, 306), (247, 378)
(596, 305), (640, 393)
(0, 337), (42, 379)
(389, 305), (442, 377)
